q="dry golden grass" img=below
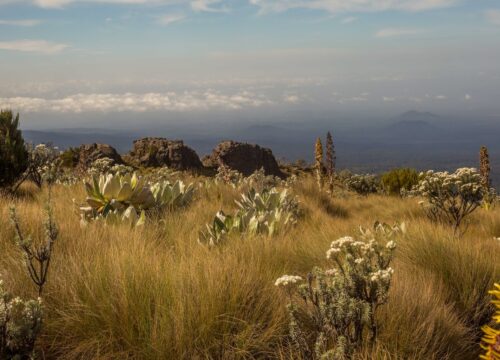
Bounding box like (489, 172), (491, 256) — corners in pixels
(0, 176), (498, 359)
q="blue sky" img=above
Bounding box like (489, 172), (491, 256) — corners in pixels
(0, 0), (499, 121)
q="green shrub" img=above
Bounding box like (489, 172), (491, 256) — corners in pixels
(381, 168), (419, 196)
(59, 147), (79, 168)
(0, 110), (28, 189)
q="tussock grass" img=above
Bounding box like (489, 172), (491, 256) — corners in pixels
(0, 176), (498, 359)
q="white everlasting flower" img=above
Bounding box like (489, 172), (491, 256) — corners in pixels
(274, 275), (303, 287)
(326, 247), (341, 259)
(330, 236), (355, 249)
(354, 258), (364, 265)
(386, 241), (396, 250)
(370, 268), (394, 282)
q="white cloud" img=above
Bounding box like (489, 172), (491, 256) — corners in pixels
(375, 28), (425, 38)
(157, 14), (185, 25)
(283, 94), (300, 104)
(0, 90), (273, 113)
(33, 0), (70, 7)
(250, 0), (458, 14)
(341, 16), (357, 24)
(435, 94), (447, 100)
(465, 94), (471, 100)
(0, 0), (186, 9)
(383, 96), (395, 101)
(485, 9), (500, 26)
(0, 19), (42, 26)
(0, 40), (68, 54)
(190, 0), (228, 12)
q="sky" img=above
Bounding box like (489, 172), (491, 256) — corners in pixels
(0, 0), (500, 127)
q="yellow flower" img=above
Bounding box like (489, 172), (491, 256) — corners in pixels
(481, 283), (500, 360)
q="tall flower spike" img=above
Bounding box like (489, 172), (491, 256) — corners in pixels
(480, 146), (491, 189)
(314, 137), (324, 190)
(325, 131), (336, 194)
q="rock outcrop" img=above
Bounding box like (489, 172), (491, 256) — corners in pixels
(127, 137), (203, 170)
(204, 141), (284, 178)
(76, 143), (124, 169)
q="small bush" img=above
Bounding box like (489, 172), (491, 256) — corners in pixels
(0, 278), (43, 359)
(381, 168), (419, 196)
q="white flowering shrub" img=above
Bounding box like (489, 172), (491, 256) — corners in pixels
(199, 187), (301, 246)
(0, 278), (43, 359)
(143, 167), (181, 184)
(17, 143), (62, 189)
(86, 157), (134, 178)
(344, 174), (380, 196)
(414, 168), (495, 233)
(275, 222), (403, 359)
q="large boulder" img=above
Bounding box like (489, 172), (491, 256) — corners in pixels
(76, 143), (124, 169)
(127, 137), (203, 170)
(204, 141), (284, 178)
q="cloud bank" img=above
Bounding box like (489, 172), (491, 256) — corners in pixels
(0, 19), (42, 26)
(249, 0), (458, 14)
(0, 90), (273, 113)
(0, 40), (68, 54)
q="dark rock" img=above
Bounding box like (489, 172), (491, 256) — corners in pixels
(128, 137), (203, 170)
(76, 143), (123, 169)
(205, 140), (284, 178)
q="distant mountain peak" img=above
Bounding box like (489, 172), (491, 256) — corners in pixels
(398, 110), (439, 122)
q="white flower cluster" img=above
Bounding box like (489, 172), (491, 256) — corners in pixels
(386, 240), (397, 250)
(274, 275), (303, 287)
(369, 268), (394, 282)
(326, 236), (388, 260)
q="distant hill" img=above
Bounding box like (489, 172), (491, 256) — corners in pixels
(382, 111), (445, 141)
(396, 110), (440, 122)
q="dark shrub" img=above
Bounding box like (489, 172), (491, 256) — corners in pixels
(381, 168), (419, 196)
(0, 110), (28, 189)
